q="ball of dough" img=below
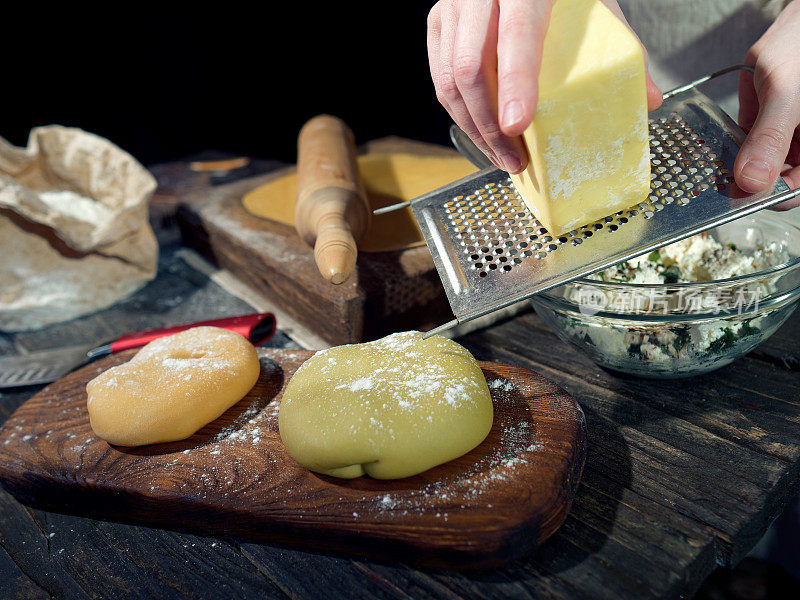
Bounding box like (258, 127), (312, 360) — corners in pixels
(278, 331), (493, 479)
(87, 326), (260, 446)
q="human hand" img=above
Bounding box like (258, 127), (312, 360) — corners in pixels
(735, 0), (800, 208)
(426, 0), (662, 174)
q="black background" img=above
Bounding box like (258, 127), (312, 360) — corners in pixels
(5, 4), (451, 165)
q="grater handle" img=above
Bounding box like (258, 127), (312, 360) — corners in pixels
(662, 64), (754, 100)
(422, 319), (460, 339)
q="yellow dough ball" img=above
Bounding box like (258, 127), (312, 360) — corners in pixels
(86, 326), (260, 446)
(278, 331), (493, 479)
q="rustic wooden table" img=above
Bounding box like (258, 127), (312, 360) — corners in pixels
(1, 204), (799, 600)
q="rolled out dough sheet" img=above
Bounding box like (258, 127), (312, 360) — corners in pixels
(242, 153), (477, 252)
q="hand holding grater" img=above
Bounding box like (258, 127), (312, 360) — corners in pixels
(377, 66), (800, 337)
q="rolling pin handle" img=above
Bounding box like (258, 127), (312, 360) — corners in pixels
(314, 209), (359, 284)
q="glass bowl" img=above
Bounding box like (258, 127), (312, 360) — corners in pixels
(530, 211), (800, 378)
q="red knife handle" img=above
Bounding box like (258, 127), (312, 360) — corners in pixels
(104, 313), (276, 355)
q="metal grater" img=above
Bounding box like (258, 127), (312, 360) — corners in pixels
(378, 66), (800, 336)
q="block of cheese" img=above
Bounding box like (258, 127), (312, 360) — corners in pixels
(511, 0), (650, 235)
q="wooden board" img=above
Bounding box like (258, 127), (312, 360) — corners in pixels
(169, 138), (465, 346)
(0, 348), (585, 569)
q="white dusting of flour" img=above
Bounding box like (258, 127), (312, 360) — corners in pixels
(488, 378), (515, 392)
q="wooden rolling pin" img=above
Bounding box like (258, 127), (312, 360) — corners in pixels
(295, 115), (370, 284)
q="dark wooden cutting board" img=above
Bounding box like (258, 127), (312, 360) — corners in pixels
(0, 348), (586, 569)
(167, 138), (470, 346)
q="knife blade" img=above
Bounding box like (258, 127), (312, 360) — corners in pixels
(0, 312), (276, 389)
(0, 345), (95, 388)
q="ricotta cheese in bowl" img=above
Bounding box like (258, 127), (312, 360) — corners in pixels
(530, 212), (800, 378)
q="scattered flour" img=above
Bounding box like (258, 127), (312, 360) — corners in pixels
(488, 378), (516, 392)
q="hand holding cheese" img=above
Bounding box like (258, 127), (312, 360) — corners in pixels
(427, 0), (661, 175)
(511, 0), (652, 234)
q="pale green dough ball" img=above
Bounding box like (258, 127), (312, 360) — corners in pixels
(278, 331), (494, 479)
